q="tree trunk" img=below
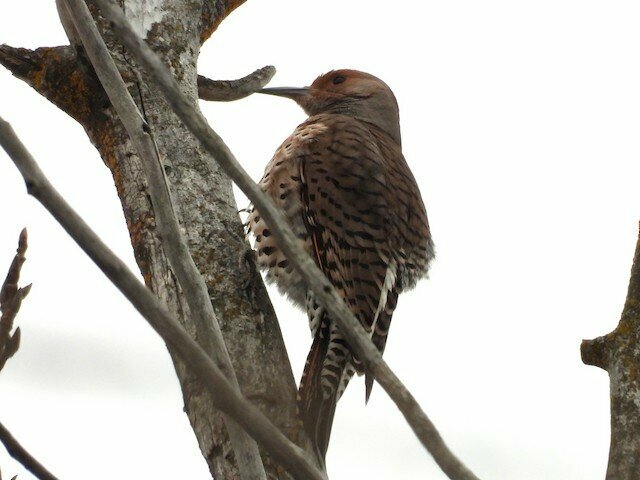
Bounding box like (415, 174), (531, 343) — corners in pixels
(0, 1), (308, 478)
(582, 223), (640, 480)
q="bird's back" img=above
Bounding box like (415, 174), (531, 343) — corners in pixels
(248, 111), (433, 459)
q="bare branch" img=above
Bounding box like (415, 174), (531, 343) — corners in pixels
(0, 228), (30, 372)
(0, 45), (42, 81)
(0, 228), (28, 304)
(88, 1), (481, 479)
(198, 66), (276, 102)
(582, 222), (640, 479)
(200, 0), (247, 43)
(60, 0), (272, 477)
(580, 334), (610, 370)
(0, 230), (56, 478)
(0, 116), (326, 480)
(0, 466), (19, 480)
(0, 421), (59, 480)
(0, 44), (104, 126)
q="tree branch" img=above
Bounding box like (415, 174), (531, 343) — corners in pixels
(0, 45), (42, 81)
(0, 44), (102, 125)
(0, 466), (18, 480)
(0, 422), (58, 480)
(4, 2), (305, 477)
(197, 66), (275, 102)
(582, 222), (640, 479)
(0, 229), (29, 372)
(200, 0), (246, 43)
(89, 1), (481, 479)
(0, 231), (57, 480)
(0, 115), (327, 480)
(60, 1), (268, 477)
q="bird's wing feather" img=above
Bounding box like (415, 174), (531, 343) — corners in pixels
(293, 114), (429, 455)
(297, 117), (409, 406)
(301, 116), (396, 339)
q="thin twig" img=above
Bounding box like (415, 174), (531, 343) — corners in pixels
(0, 228), (30, 372)
(60, 0), (268, 478)
(0, 232), (49, 480)
(0, 465), (19, 480)
(88, 1), (482, 479)
(197, 66), (276, 101)
(0, 422), (58, 480)
(0, 116), (327, 480)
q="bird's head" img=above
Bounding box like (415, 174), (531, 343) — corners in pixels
(259, 69), (401, 145)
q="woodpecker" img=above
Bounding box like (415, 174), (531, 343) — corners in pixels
(248, 69), (433, 460)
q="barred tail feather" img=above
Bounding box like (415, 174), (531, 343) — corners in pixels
(300, 320), (357, 462)
(298, 322), (336, 461)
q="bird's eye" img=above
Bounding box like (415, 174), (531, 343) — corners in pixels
(332, 75), (346, 85)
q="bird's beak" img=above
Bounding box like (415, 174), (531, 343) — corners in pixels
(258, 87), (311, 100)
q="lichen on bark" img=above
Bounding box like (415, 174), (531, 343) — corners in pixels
(582, 223), (640, 479)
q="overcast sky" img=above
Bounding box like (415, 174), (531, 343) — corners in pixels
(2, 1), (640, 479)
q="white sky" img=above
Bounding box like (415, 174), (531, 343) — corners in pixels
(1, 1), (640, 479)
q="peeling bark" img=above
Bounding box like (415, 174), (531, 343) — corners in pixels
(582, 223), (640, 479)
(1, 1), (308, 478)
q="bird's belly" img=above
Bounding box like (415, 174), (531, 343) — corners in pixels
(249, 195), (311, 309)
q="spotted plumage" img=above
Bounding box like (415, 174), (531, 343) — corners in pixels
(247, 69), (434, 460)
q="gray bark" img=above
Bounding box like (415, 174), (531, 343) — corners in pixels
(2, 1), (308, 478)
(582, 224), (640, 479)
(90, 4), (302, 477)
(0, 113), (326, 480)
(62, 0), (268, 475)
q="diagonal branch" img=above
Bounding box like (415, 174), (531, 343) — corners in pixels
(0, 44), (100, 125)
(88, 1), (481, 479)
(0, 45), (42, 81)
(0, 115), (327, 480)
(0, 228), (30, 372)
(197, 66), (275, 102)
(0, 421), (58, 480)
(60, 0), (268, 478)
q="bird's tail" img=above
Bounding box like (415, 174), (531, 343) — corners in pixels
(298, 321), (347, 462)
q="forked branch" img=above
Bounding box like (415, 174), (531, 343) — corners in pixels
(61, 0), (268, 477)
(0, 116), (326, 480)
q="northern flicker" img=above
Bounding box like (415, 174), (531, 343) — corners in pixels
(248, 69), (434, 460)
